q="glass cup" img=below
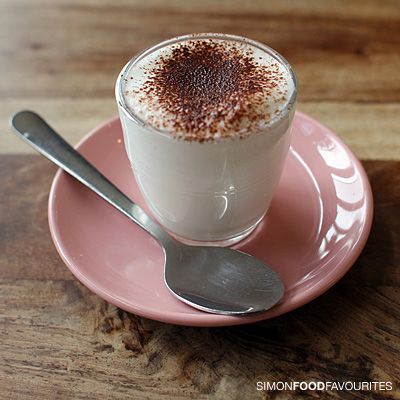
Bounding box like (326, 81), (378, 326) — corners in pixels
(115, 33), (297, 246)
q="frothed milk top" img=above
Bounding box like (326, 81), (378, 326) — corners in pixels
(120, 35), (295, 142)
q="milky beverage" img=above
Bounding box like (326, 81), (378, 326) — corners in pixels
(116, 34), (296, 245)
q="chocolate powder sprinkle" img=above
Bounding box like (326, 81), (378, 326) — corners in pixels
(138, 40), (288, 142)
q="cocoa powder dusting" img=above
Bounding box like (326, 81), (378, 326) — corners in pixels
(138, 40), (287, 142)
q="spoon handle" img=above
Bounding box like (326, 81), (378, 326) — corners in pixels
(11, 110), (174, 246)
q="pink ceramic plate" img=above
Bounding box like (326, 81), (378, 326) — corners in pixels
(48, 112), (373, 327)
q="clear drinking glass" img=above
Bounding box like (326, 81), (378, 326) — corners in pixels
(115, 33), (297, 246)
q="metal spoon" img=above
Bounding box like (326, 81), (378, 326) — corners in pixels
(11, 110), (284, 315)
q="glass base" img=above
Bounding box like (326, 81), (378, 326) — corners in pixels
(165, 214), (265, 247)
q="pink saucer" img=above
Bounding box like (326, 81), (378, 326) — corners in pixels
(48, 112), (373, 327)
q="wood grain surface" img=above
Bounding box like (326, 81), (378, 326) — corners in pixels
(1, 0), (400, 158)
(1, 156), (399, 399)
(0, 0), (399, 399)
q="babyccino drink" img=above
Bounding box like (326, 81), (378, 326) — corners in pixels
(116, 33), (297, 246)
(116, 33), (297, 245)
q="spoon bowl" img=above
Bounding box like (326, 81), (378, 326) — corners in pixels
(164, 244), (284, 314)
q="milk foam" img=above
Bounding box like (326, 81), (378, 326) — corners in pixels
(120, 35), (295, 140)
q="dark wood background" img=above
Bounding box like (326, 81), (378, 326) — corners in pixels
(0, 1), (399, 399)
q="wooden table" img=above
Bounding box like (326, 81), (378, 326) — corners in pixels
(1, 1), (399, 399)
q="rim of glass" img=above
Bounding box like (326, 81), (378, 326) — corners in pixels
(116, 33), (298, 138)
